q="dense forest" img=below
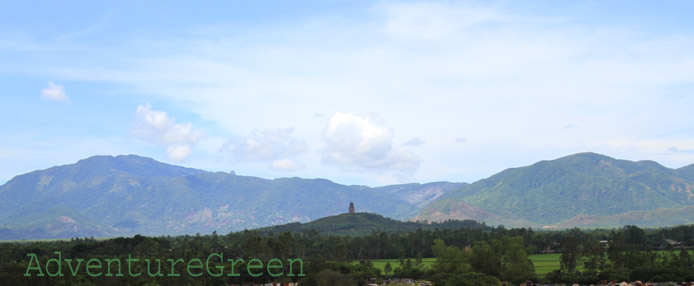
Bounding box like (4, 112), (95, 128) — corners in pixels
(1, 221), (693, 285)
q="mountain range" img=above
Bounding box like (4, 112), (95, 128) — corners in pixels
(1, 152), (693, 239)
(416, 152), (694, 228)
(0, 155), (461, 239)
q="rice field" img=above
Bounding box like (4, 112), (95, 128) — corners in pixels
(528, 253), (562, 275)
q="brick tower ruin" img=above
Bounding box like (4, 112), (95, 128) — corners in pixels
(349, 202), (355, 214)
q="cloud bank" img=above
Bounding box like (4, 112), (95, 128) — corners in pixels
(322, 112), (419, 174)
(404, 137), (426, 147)
(133, 103), (203, 161)
(221, 128), (308, 171)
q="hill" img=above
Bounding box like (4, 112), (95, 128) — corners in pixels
(417, 152), (694, 227)
(255, 212), (488, 236)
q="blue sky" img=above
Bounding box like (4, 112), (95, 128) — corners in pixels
(1, 1), (694, 186)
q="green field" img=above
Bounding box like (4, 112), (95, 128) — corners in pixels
(356, 251), (694, 276)
(528, 253), (562, 275)
(355, 255), (562, 275)
(530, 251), (693, 275)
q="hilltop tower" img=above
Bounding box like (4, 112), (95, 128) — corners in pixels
(349, 202), (355, 214)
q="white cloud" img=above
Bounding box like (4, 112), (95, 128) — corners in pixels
(669, 146), (694, 154)
(455, 137), (467, 143)
(404, 137), (425, 146)
(133, 103), (202, 161)
(40, 82), (69, 102)
(271, 159), (304, 171)
(322, 112), (419, 173)
(220, 128), (308, 167)
(167, 145), (192, 161)
(378, 2), (507, 39)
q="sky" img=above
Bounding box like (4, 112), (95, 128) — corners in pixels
(1, 0), (694, 186)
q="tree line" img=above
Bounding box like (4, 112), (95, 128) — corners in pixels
(0, 224), (692, 285)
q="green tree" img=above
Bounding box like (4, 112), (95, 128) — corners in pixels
(415, 252), (423, 266)
(582, 235), (606, 276)
(432, 239), (470, 275)
(470, 241), (501, 277)
(498, 236), (534, 282)
(560, 235), (581, 274)
(445, 272), (501, 286)
(607, 232), (628, 270)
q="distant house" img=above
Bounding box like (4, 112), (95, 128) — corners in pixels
(664, 239), (682, 247)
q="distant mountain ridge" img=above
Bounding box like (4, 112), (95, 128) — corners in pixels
(417, 152), (694, 227)
(0, 155), (461, 239)
(1, 152), (693, 240)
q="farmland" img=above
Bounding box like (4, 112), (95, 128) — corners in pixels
(356, 251), (694, 276)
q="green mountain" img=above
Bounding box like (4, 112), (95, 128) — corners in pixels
(255, 212), (488, 236)
(678, 163), (694, 181)
(3, 152), (692, 239)
(417, 152), (694, 227)
(0, 155), (457, 239)
(554, 206), (694, 228)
